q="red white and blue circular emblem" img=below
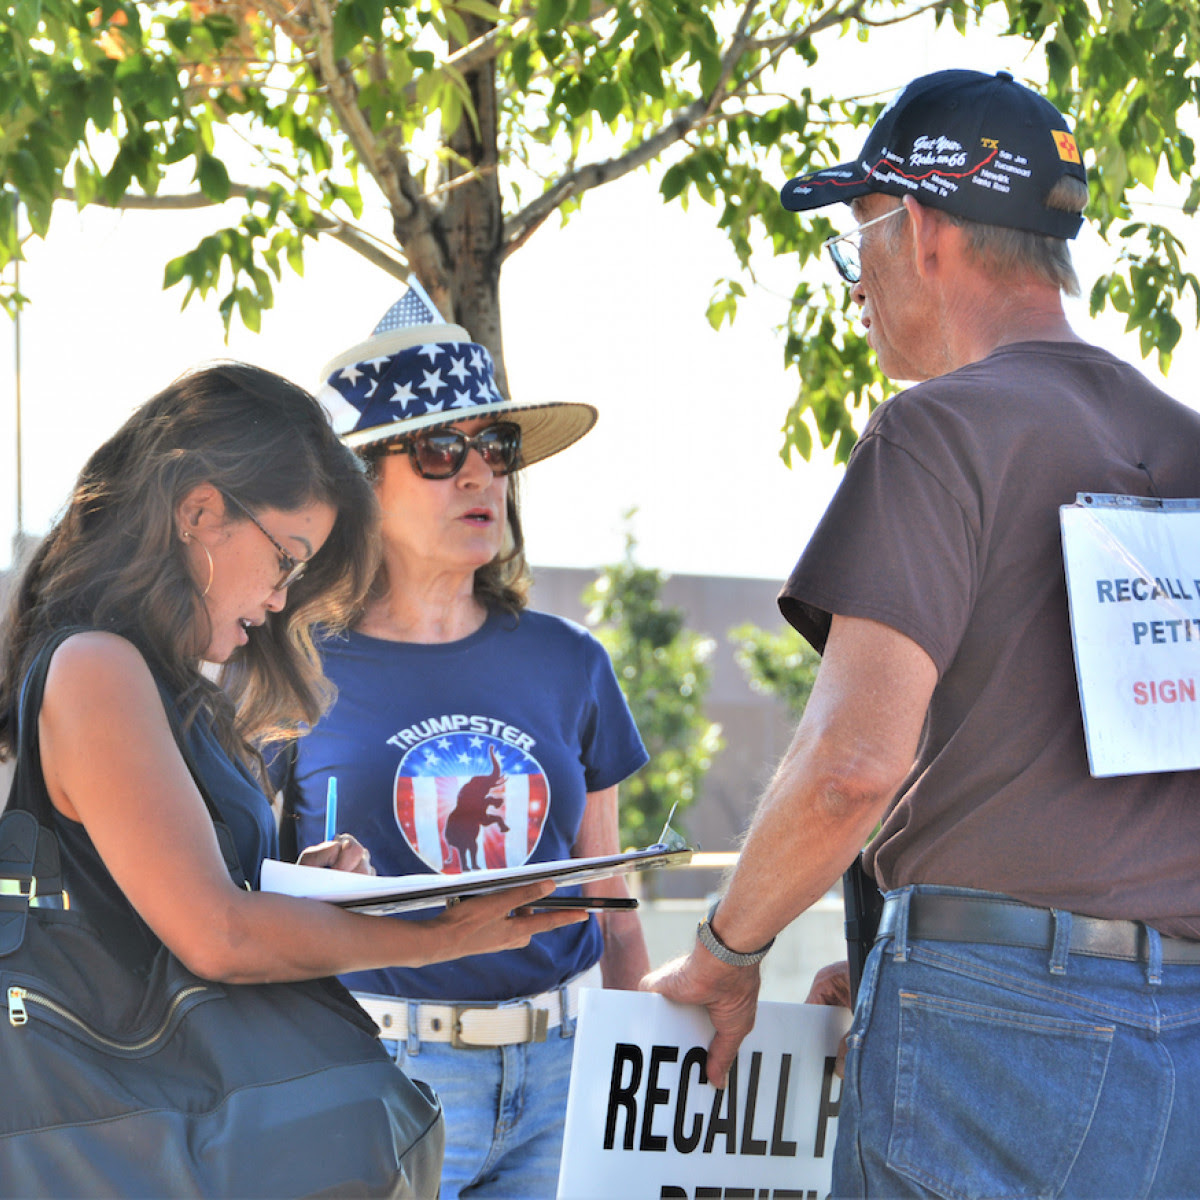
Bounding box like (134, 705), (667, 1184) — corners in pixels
(393, 731), (549, 874)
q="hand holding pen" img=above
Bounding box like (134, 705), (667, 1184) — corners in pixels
(297, 832), (375, 874)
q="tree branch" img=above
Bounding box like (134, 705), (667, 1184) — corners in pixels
(501, 100), (707, 257)
(442, 1), (616, 75)
(59, 183), (411, 280)
(306, 0), (415, 220)
(859, 0), (957, 28)
(501, 0), (906, 258)
(445, 16), (531, 74)
(704, 0), (759, 119)
(731, 0), (870, 96)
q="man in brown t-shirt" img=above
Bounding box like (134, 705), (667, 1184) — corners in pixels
(646, 70), (1200, 1196)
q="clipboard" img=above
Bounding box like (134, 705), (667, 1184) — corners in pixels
(260, 834), (692, 916)
(1060, 492), (1200, 776)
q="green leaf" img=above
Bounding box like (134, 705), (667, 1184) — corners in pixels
(14, 0), (46, 39)
(562, 77), (592, 119)
(235, 287), (261, 332)
(535, 0), (568, 33)
(443, 8), (471, 48)
(163, 252), (189, 289)
(660, 162), (690, 202)
(164, 16), (193, 53)
(451, 0), (505, 21)
(510, 39), (533, 89)
(85, 72), (117, 130)
(196, 154), (230, 202)
(72, 163), (98, 207)
(592, 80), (623, 124)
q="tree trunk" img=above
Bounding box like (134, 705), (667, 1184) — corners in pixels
(408, 12), (508, 393)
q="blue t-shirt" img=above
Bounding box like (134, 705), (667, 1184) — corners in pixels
(285, 609), (648, 1002)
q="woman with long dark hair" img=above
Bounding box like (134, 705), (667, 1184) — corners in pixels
(0, 361), (579, 996)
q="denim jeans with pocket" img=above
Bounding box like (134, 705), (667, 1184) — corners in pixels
(835, 885), (1200, 1200)
(381, 1009), (577, 1200)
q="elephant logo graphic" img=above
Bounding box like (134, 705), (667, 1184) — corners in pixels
(392, 731), (548, 873)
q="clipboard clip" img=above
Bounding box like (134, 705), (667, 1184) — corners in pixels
(648, 802), (691, 854)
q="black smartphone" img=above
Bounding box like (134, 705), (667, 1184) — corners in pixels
(520, 896), (639, 911)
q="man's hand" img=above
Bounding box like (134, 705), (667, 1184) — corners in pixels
(805, 959), (853, 1008)
(641, 945), (761, 1090)
(805, 960), (853, 1078)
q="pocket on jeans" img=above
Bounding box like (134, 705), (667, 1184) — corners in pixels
(887, 989), (1114, 1200)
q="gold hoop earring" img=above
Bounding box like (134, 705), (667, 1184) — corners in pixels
(198, 542), (214, 598)
(181, 530), (215, 598)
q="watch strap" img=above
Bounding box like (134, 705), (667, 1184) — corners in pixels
(696, 899), (774, 967)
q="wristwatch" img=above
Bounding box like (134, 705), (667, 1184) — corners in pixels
(696, 900), (774, 967)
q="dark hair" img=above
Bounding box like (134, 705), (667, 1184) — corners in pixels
(0, 362), (379, 767)
(359, 441), (531, 617)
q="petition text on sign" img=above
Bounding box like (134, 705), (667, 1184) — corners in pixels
(1060, 495), (1200, 776)
(557, 990), (850, 1200)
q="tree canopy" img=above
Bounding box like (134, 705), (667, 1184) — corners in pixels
(3, 0), (1198, 461)
(584, 526), (722, 849)
(730, 620), (819, 721)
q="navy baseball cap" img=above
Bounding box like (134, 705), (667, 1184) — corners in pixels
(780, 70), (1087, 239)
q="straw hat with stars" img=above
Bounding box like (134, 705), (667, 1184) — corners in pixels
(317, 281), (597, 464)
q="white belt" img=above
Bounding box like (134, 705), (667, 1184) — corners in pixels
(355, 966), (601, 1049)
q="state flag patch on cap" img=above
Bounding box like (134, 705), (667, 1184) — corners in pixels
(1052, 129), (1081, 164)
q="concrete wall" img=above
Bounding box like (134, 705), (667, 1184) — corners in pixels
(529, 564), (799, 883)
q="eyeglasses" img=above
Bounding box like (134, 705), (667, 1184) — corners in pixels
(823, 205), (906, 283)
(224, 493), (309, 591)
(380, 421), (523, 480)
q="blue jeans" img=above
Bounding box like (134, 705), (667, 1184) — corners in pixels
(381, 1015), (576, 1199)
(835, 886), (1200, 1200)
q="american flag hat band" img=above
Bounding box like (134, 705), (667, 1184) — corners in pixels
(317, 285), (597, 465)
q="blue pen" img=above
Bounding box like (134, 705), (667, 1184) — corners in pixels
(324, 776), (338, 842)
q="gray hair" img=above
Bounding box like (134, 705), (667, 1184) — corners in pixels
(938, 176), (1089, 296)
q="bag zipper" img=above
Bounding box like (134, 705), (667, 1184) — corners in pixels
(7, 983), (211, 1051)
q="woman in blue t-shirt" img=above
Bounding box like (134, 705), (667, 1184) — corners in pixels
(286, 286), (651, 1198)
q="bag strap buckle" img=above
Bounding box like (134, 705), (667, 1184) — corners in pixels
(0, 877), (36, 903)
(0, 809), (41, 956)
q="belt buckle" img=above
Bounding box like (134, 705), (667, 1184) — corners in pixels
(448, 1004), (476, 1049)
(448, 1001), (549, 1048)
(524, 1001), (550, 1045)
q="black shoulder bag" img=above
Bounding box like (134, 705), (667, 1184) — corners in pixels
(0, 629), (444, 1198)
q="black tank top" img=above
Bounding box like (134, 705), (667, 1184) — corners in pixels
(51, 692), (278, 973)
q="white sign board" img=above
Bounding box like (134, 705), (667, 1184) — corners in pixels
(557, 990), (851, 1200)
(1060, 494), (1200, 777)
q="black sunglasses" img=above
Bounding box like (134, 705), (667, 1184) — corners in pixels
(380, 421), (523, 480)
(224, 493), (308, 591)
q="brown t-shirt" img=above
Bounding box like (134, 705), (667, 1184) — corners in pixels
(780, 340), (1200, 938)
